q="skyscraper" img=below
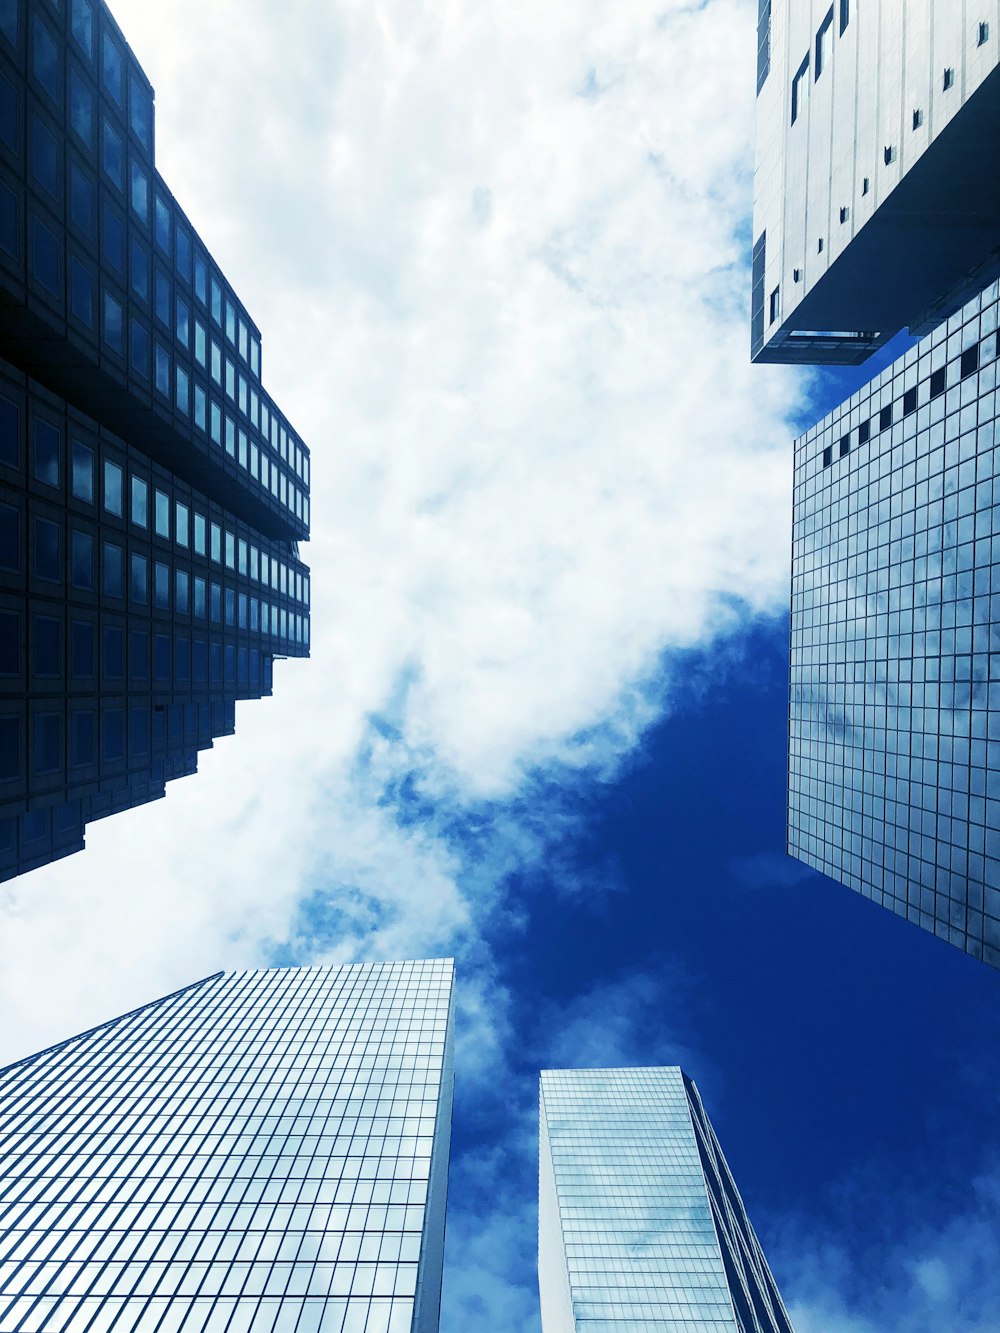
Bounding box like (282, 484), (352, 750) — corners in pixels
(0, 0), (311, 881)
(790, 281), (1000, 969)
(538, 1066), (794, 1333)
(0, 960), (454, 1333)
(753, 0), (1000, 364)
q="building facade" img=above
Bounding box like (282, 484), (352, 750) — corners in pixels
(538, 1067), (794, 1333)
(790, 281), (1000, 969)
(0, 959), (455, 1333)
(753, 0), (1000, 363)
(0, 0), (310, 881)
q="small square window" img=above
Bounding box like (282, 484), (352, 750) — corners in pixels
(943, 67), (955, 91)
(768, 286), (780, 324)
(912, 109), (923, 130)
(884, 145), (897, 165)
(839, 206), (849, 223)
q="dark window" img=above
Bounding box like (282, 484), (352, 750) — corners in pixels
(103, 459), (123, 516)
(176, 294), (190, 349)
(884, 145), (896, 165)
(979, 22), (990, 46)
(71, 0), (94, 59)
(129, 551), (147, 603)
(102, 118), (123, 191)
(769, 286), (779, 324)
(943, 67), (954, 91)
(102, 540), (122, 598)
(815, 7), (833, 78)
(103, 708), (124, 762)
(930, 366), (946, 398)
(103, 291), (124, 355)
(70, 620), (94, 678)
(839, 206), (849, 223)
(176, 639), (190, 682)
(0, 179), (15, 257)
(155, 343), (170, 397)
(154, 195), (171, 256)
(130, 238), (149, 301)
(903, 386), (917, 415)
(176, 226), (191, 284)
(961, 345), (979, 378)
(130, 160), (148, 222)
(817, 236), (824, 253)
(131, 475), (148, 527)
(33, 421), (59, 488)
(32, 615), (59, 676)
(129, 706), (148, 757)
(839, 434), (850, 458)
(71, 439), (94, 501)
(210, 641), (222, 684)
(101, 203), (125, 275)
(71, 710), (94, 766)
(129, 73), (151, 148)
(33, 712), (59, 773)
(822, 445), (832, 467)
(175, 569), (189, 614)
(102, 625), (123, 678)
(858, 419), (870, 444)
(69, 162), (95, 238)
(70, 529), (94, 589)
(102, 33), (123, 105)
(791, 52), (810, 125)
(839, 0), (849, 34)
(30, 115), (58, 198)
(154, 561), (170, 610)
(130, 319), (149, 377)
(33, 516), (59, 581)
(32, 18), (60, 105)
(210, 581), (221, 622)
(69, 70), (94, 148)
(153, 633), (169, 681)
(194, 253), (208, 305)
(862, 176), (870, 195)
(129, 629), (148, 682)
(154, 489), (170, 539)
(0, 397), (17, 470)
(0, 609), (17, 674)
(879, 404), (893, 431)
(154, 268), (170, 326)
(31, 216), (59, 295)
(193, 638), (207, 683)
(0, 718), (19, 782)
(912, 109), (923, 130)
(69, 257), (94, 327)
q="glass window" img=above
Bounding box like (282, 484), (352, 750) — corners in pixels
(33, 712), (59, 773)
(225, 299), (236, 344)
(211, 341), (222, 386)
(33, 18), (60, 105)
(71, 710), (94, 766)
(175, 571), (190, 616)
(194, 252), (207, 305)
(130, 318), (149, 377)
(130, 706), (148, 755)
(250, 337), (260, 378)
(210, 580), (221, 622)
(70, 529), (93, 589)
(155, 489), (169, 538)
(176, 294), (190, 349)
(225, 358), (235, 400)
(154, 194), (171, 255)
(194, 512), (206, 556)
(30, 215), (59, 295)
(225, 415), (235, 456)
(33, 420), (59, 488)
(129, 72), (151, 148)
(175, 225), (191, 284)
(71, 439), (93, 502)
(69, 257), (94, 327)
(238, 429), (247, 469)
(70, 621), (94, 678)
(225, 531), (235, 569)
(238, 319), (248, 361)
(211, 276), (222, 325)
(194, 384), (206, 431)
(129, 550), (147, 602)
(175, 502), (189, 547)
(130, 159), (148, 222)
(130, 237), (148, 301)
(0, 501), (17, 572)
(154, 268), (170, 326)
(68, 69), (93, 147)
(102, 624), (123, 677)
(71, 0), (94, 59)
(238, 376), (248, 415)
(0, 397), (17, 471)
(102, 118), (123, 190)
(103, 459), (123, 516)
(154, 561), (169, 608)
(103, 290), (124, 355)
(176, 365), (189, 415)
(103, 708), (124, 761)
(194, 320), (206, 367)
(194, 575), (206, 618)
(131, 475), (147, 527)
(30, 115), (58, 198)
(102, 540), (122, 597)
(32, 615), (60, 676)
(210, 401), (221, 446)
(210, 522), (221, 562)
(0, 609), (16, 674)
(102, 33), (123, 106)
(101, 202), (124, 274)
(155, 342), (169, 397)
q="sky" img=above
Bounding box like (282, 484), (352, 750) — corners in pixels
(2, 0), (1000, 1330)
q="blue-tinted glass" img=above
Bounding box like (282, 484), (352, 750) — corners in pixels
(103, 459), (122, 516)
(194, 251), (207, 304)
(210, 580), (220, 622)
(131, 474), (147, 526)
(103, 290), (124, 354)
(175, 501), (189, 547)
(129, 628), (147, 681)
(32, 615), (59, 676)
(130, 317), (149, 376)
(176, 293), (189, 347)
(32, 420), (59, 487)
(194, 383), (206, 430)
(32, 18), (60, 104)
(70, 529), (93, 589)
(102, 707), (124, 760)
(101, 202), (124, 274)
(0, 396), (16, 470)
(69, 256), (94, 326)
(225, 298), (236, 344)
(0, 718), (16, 781)
(33, 712), (59, 772)
(176, 364), (189, 414)
(70, 620), (94, 676)
(154, 342), (169, 396)
(175, 224), (190, 283)
(69, 162), (95, 237)
(154, 267), (169, 325)
(0, 610), (16, 673)
(70, 438), (93, 500)
(69, 69), (93, 146)
(101, 118), (123, 189)
(130, 236), (148, 299)
(130, 158), (148, 221)
(71, 0), (93, 58)
(175, 568), (189, 613)
(128, 72), (151, 147)
(153, 632), (169, 679)
(211, 275), (222, 324)
(102, 540), (122, 597)
(0, 179), (16, 256)
(30, 215), (59, 294)
(102, 624), (123, 677)
(71, 710), (94, 765)
(0, 1), (17, 47)
(129, 705), (147, 755)
(193, 575), (205, 618)
(129, 550), (146, 602)
(32, 515), (58, 580)
(154, 193), (170, 255)
(102, 33), (123, 105)
(154, 488), (169, 537)
(30, 115), (58, 197)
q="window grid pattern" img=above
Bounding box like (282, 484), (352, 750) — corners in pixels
(539, 1067), (793, 1333)
(0, 960), (455, 1333)
(789, 279), (1000, 968)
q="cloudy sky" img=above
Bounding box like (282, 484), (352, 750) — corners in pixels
(3, 0), (1000, 1329)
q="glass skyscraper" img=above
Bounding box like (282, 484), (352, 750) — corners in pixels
(0, 0), (311, 881)
(790, 280), (1000, 969)
(753, 0), (1000, 364)
(538, 1067), (793, 1333)
(0, 960), (454, 1333)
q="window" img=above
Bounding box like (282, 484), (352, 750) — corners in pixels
(103, 708), (124, 762)
(839, 206), (849, 223)
(129, 72), (151, 148)
(33, 713), (59, 773)
(103, 459), (123, 516)
(943, 67), (955, 91)
(102, 624), (123, 678)
(130, 160), (148, 222)
(175, 569), (189, 614)
(102, 119), (123, 190)
(32, 18), (60, 105)
(102, 203), (125, 275)
(129, 629), (147, 682)
(154, 561), (169, 608)
(839, 0), (849, 34)
(250, 337), (260, 378)
(71, 439), (93, 501)
(912, 109), (923, 130)
(225, 358), (235, 400)
(32, 615), (59, 676)
(194, 385), (207, 432)
(225, 531), (235, 569)
(71, 0), (94, 59)
(815, 7), (833, 79)
(884, 145), (897, 164)
(930, 366), (946, 398)
(176, 502), (189, 547)
(839, 433), (850, 458)
(69, 70), (93, 147)
(155, 489), (170, 539)
(155, 343), (170, 396)
(102, 540), (122, 597)
(791, 52), (810, 124)
(862, 176), (870, 195)
(102, 33), (123, 106)
(961, 345), (979, 378)
(817, 236), (824, 253)
(194, 576), (206, 619)
(210, 581), (221, 622)
(979, 22), (990, 46)
(103, 291), (124, 355)
(858, 419), (870, 444)
(176, 225), (191, 284)
(33, 421), (59, 488)
(154, 194), (171, 256)
(903, 386), (917, 415)
(226, 298), (237, 344)
(194, 512), (206, 556)
(879, 404), (892, 431)
(210, 522), (221, 563)
(71, 710), (94, 767)
(153, 634), (169, 681)
(30, 115), (59, 198)
(69, 257), (94, 327)
(194, 321), (207, 367)
(154, 268), (170, 327)
(130, 318), (149, 377)
(33, 516), (59, 581)
(31, 216), (59, 295)
(70, 621), (94, 678)
(131, 474), (148, 527)
(0, 501), (18, 572)
(130, 238), (149, 302)
(767, 286), (779, 325)
(129, 551), (147, 603)
(211, 276), (222, 325)
(176, 365), (189, 415)
(130, 706), (148, 757)
(70, 529), (93, 589)
(176, 294), (190, 349)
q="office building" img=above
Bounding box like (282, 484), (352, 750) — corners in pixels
(0, 959), (455, 1333)
(753, 0), (1000, 363)
(0, 0), (311, 881)
(790, 280), (1000, 969)
(538, 1066), (794, 1332)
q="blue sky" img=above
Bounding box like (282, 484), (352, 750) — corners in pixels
(1, 0), (999, 1329)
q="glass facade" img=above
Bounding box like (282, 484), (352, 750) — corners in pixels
(538, 1067), (793, 1333)
(0, 960), (455, 1333)
(0, 0), (311, 881)
(790, 280), (1000, 969)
